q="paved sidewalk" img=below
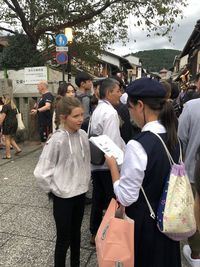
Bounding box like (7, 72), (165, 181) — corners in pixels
(0, 142), (97, 267)
(0, 142), (189, 266)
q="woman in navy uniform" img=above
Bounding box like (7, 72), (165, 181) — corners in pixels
(106, 77), (181, 267)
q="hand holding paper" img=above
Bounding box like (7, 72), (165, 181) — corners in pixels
(89, 135), (124, 165)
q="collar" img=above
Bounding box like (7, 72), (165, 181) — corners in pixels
(141, 120), (166, 134)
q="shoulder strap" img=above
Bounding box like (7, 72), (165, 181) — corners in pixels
(141, 131), (182, 220)
(140, 187), (156, 219)
(152, 132), (183, 164)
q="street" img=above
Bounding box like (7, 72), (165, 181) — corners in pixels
(0, 143), (188, 266)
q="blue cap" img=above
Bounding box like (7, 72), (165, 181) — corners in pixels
(126, 78), (166, 98)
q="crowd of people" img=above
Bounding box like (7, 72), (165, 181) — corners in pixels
(1, 70), (200, 267)
(33, 71), (200, 267)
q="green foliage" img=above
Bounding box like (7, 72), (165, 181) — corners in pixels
(0, 34), (45, 69)
(132, 49), (181, 72)
(0, 0), (188, 51)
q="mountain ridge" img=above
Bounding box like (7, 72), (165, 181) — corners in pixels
(129, 49), (181, 72)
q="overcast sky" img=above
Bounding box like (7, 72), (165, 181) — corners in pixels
(110, 0), (200, 56)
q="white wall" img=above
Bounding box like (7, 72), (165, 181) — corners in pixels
(0, 67), (76, 96)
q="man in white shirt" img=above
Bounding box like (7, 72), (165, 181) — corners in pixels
(89, 78), (125, 244)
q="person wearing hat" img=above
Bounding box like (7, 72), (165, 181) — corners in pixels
(105, 77), (181, 267)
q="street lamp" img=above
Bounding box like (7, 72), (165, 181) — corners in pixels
(64, 27), (73, 82)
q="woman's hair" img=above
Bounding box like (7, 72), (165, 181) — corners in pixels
(57, 82), (75, 97)
(129, 96), (178, 151)
(3, 94), (16, 110)
(56, 96), (82, 117)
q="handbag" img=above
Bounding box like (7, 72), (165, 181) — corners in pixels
(142, 133), (196, 241)
(89, 139), (105, 165)
(16, 109), (25, 131)
(88, 118), (105, 166)
(95, 198), (134, 267)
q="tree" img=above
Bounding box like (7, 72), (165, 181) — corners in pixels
(0, 0), (187, 50)
(0, 33), (45, 69)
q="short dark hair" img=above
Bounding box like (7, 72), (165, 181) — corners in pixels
(170, 82), (179, 99)
(99, 78), (120, 99)
(75, 72), (92, 87)
(110, 75), (126, 90)
(93, 78), (106, 87)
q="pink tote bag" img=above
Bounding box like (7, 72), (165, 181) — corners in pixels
(95, 198), (134, 267)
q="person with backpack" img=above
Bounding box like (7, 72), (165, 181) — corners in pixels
(75, 72), (93, 132)
(105, 77), (181, 267)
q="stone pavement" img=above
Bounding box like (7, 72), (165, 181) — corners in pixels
(0, 142), (189, 266)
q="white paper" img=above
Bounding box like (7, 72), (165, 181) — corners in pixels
(89, 135), (124, 165)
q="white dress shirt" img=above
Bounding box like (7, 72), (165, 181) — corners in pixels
(120, 92), (128, 104)
(90, 99), (125, 171)
(114, 121), (166, 207)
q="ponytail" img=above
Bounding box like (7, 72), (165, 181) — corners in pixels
(128, 96), (178, 151)
(159, 101), (178, 152)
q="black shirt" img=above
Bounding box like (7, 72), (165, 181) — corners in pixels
(37, 92), (54, 127)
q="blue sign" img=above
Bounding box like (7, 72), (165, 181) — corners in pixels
(56, 52), (68, 64)
(56, 34), (68, 46)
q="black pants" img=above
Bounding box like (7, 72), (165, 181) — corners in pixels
(38, 125), (52, 143)
(53, 193), (85, 267)
(90, 170), (115, 235)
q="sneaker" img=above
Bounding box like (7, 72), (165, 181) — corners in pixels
(183, 245), (200, 267)
(90, 235), (96, 246)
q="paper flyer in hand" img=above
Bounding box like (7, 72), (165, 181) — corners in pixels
(89, 135), (124, 165)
